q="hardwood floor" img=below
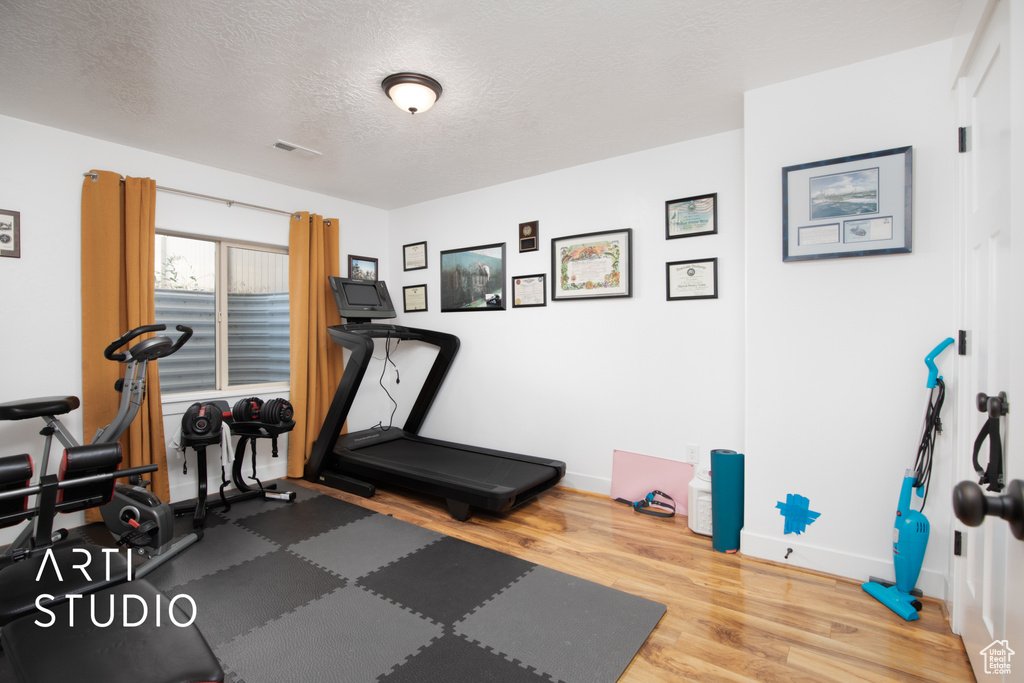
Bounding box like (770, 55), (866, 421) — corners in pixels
(298, 480), (974, 682)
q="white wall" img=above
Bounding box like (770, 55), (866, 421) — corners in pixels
(0, 114), (389, 543)
(2, 39), (964, 600)
(742, 41), (959, 597)
(385, 130), (746, 493)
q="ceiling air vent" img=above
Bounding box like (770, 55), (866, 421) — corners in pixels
(272, 140), (322, 158)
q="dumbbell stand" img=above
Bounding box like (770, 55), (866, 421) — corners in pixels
(173, 422), (296, 527)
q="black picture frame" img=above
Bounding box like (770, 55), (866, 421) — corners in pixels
(782, 146), (912, 262)
(403, 284), (428, 312)
(403, 241), (427, 271)
(511, 273), (547, 308)
(666, 258), (718, 300)
(0, 209), (21, 259)
(551, 228), (632, 300)
(439, 242), (506, 311)
(666, 193), (717, 240)
(348, 254), (378, 281)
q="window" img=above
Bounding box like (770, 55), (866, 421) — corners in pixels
(154, 233), (289, 394)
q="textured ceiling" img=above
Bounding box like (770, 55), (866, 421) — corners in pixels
(0, 0), (962, 209)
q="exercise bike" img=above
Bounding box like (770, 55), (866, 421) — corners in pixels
(0, 323), (199, 577)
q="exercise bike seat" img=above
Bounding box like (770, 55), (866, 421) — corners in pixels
(0, 396), (80, 422)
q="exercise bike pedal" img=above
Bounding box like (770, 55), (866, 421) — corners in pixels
(116, 520), (159, 547)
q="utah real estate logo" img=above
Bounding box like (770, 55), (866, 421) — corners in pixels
(981, 640), (1015, 676)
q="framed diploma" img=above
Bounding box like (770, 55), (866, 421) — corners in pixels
(551, 228), (632, 301)
(403, 284), (428, 312)
(512, 274), (547, 308)
(0, 209), (20, 258)
(666, 193), (717, 239)
(403, 241), (427, 271)
(519, 221), (539, 252)
(782, 146), (912, 262)
(667, 258), (718, 300)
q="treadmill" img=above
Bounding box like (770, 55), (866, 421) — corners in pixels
(304, 277), (565, 520)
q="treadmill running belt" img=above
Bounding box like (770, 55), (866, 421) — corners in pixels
(342, 438), (556, 492)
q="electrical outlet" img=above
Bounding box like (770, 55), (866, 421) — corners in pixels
(685, 444), (700, 464)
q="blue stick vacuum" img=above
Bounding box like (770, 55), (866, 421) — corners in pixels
(862, 338), (954, 621)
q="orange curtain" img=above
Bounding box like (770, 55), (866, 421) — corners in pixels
(81, 171), (169, 515)
(287, 212), (343, 477)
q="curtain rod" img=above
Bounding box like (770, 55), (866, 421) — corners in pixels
(83, 172), (302, 219)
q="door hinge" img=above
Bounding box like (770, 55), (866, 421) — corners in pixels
(958, 126), (968, 153)
(954, 530), (963, 556)
(958, 330), (967, 355)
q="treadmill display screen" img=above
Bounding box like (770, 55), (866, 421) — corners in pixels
(329, 276), (396, 321)
(343, 282), (380, 306)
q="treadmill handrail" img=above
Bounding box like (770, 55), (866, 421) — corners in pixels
(304, 323), (460, 480)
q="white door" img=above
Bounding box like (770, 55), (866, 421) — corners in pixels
(953, 0), (1022, 680)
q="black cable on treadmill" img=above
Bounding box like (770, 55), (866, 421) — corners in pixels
(374, 331), (399, 431)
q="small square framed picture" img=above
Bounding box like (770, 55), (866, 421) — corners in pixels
(348, 254), (378, 281)
(403, 284), (428, 312)
(666, 193), (717, 239)
(0, 209), (21, 259)
(512, 274), (546, 308)
(403, 241), (427, 271)
(666, 258), (718, 300)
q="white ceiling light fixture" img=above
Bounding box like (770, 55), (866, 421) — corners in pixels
(382, 73), (442, 114)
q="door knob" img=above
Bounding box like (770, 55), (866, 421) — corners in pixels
(976, 391), (1009, 417)
(953, 480), (1024, 540)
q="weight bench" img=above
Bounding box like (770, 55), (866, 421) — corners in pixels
(2, 578), (223, 683)
(0, 451), (224, 682)
(0, 444), (133, 625)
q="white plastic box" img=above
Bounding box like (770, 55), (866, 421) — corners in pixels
(688, 466), (712, 536)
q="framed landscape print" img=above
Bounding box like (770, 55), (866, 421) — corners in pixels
(439, 243), (506, 311)
(348, 254), (378, 280)
(782, 146), (912, 262)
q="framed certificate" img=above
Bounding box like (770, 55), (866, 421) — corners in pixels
(666, 193), (717, 239)
(667, 258), (718, 300)
(551, 228), (632, 300)
(403, 284), (428, 312)
(403, 241), (427, 271)
(512, 274), (547, 308)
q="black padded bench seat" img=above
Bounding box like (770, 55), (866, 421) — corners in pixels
(0, 396), (80, 421)
(1, 578), (224, 683)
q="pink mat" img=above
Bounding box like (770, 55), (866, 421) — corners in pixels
(611, 449), (694, 509)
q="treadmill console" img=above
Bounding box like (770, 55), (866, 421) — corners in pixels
(329, 276), (397, 323)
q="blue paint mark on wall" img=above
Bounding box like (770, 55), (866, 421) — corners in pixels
(776, 494), (820, 534)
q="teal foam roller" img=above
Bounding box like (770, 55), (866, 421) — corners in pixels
(711, 449), (744, 553)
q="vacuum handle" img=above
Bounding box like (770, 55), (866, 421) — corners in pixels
(953, 480), (1024, 540)
(925, 337), (955, 389)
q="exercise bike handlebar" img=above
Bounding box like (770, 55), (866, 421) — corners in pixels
(103, 324), (193, 362)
